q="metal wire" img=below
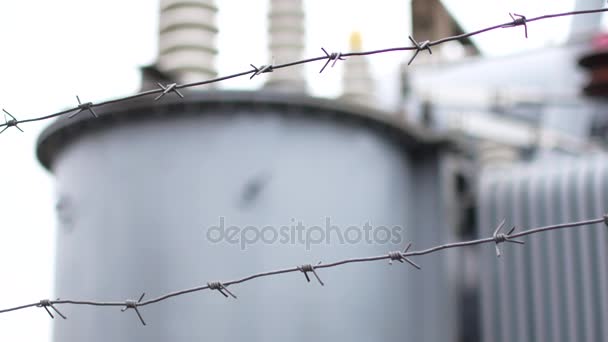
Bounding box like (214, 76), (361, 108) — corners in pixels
(0, 215), (606, 325)
(1, 6), (607, 133)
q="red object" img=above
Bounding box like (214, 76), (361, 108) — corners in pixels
(592, 33), (608, 51)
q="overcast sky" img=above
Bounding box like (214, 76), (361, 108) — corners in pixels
(0, 0), (597, 340)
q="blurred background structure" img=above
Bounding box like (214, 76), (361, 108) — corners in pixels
(403, 1), (608, 341)
(2, 0), (608, 341)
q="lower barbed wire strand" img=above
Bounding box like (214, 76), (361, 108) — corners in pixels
(0, 215), (606, 319)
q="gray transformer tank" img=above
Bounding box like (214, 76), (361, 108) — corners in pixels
(37, 90), (464, 341)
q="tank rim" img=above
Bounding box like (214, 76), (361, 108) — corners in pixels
(36, 89), (455, 171)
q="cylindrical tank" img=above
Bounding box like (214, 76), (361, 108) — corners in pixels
(37, 91), (457, 341)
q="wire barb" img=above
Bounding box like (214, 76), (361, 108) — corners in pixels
(504, 13), (528, 38)
(407, 36), (432, 66)
(319, 48), (345, 73)
(121, 292), (146, 326)
(298, 262), (324, 286)
(37, 299), (67, 319)
(492, 219), (525, 257)
(388, 242), (421, 269)
(154, 83), (184, 101)
(249, 63), (274, 79)
(1, 109), (23, 134)
(207, 282), (237, 299)
(68, 96), (98, 119)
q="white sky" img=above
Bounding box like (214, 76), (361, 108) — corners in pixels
(0, 0), (596, 340)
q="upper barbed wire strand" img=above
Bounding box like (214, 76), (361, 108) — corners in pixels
(1, 7), (607, 132)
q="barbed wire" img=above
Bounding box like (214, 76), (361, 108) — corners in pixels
(0, 216), (606, 325)
(1, 6), (608, 134)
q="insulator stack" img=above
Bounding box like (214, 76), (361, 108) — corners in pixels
(264, 0), (307, 92)
(158, 0), (218, 85)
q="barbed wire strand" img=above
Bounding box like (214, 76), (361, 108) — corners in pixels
(1, 216), (606, 325)
(1, 6), (608, 133)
